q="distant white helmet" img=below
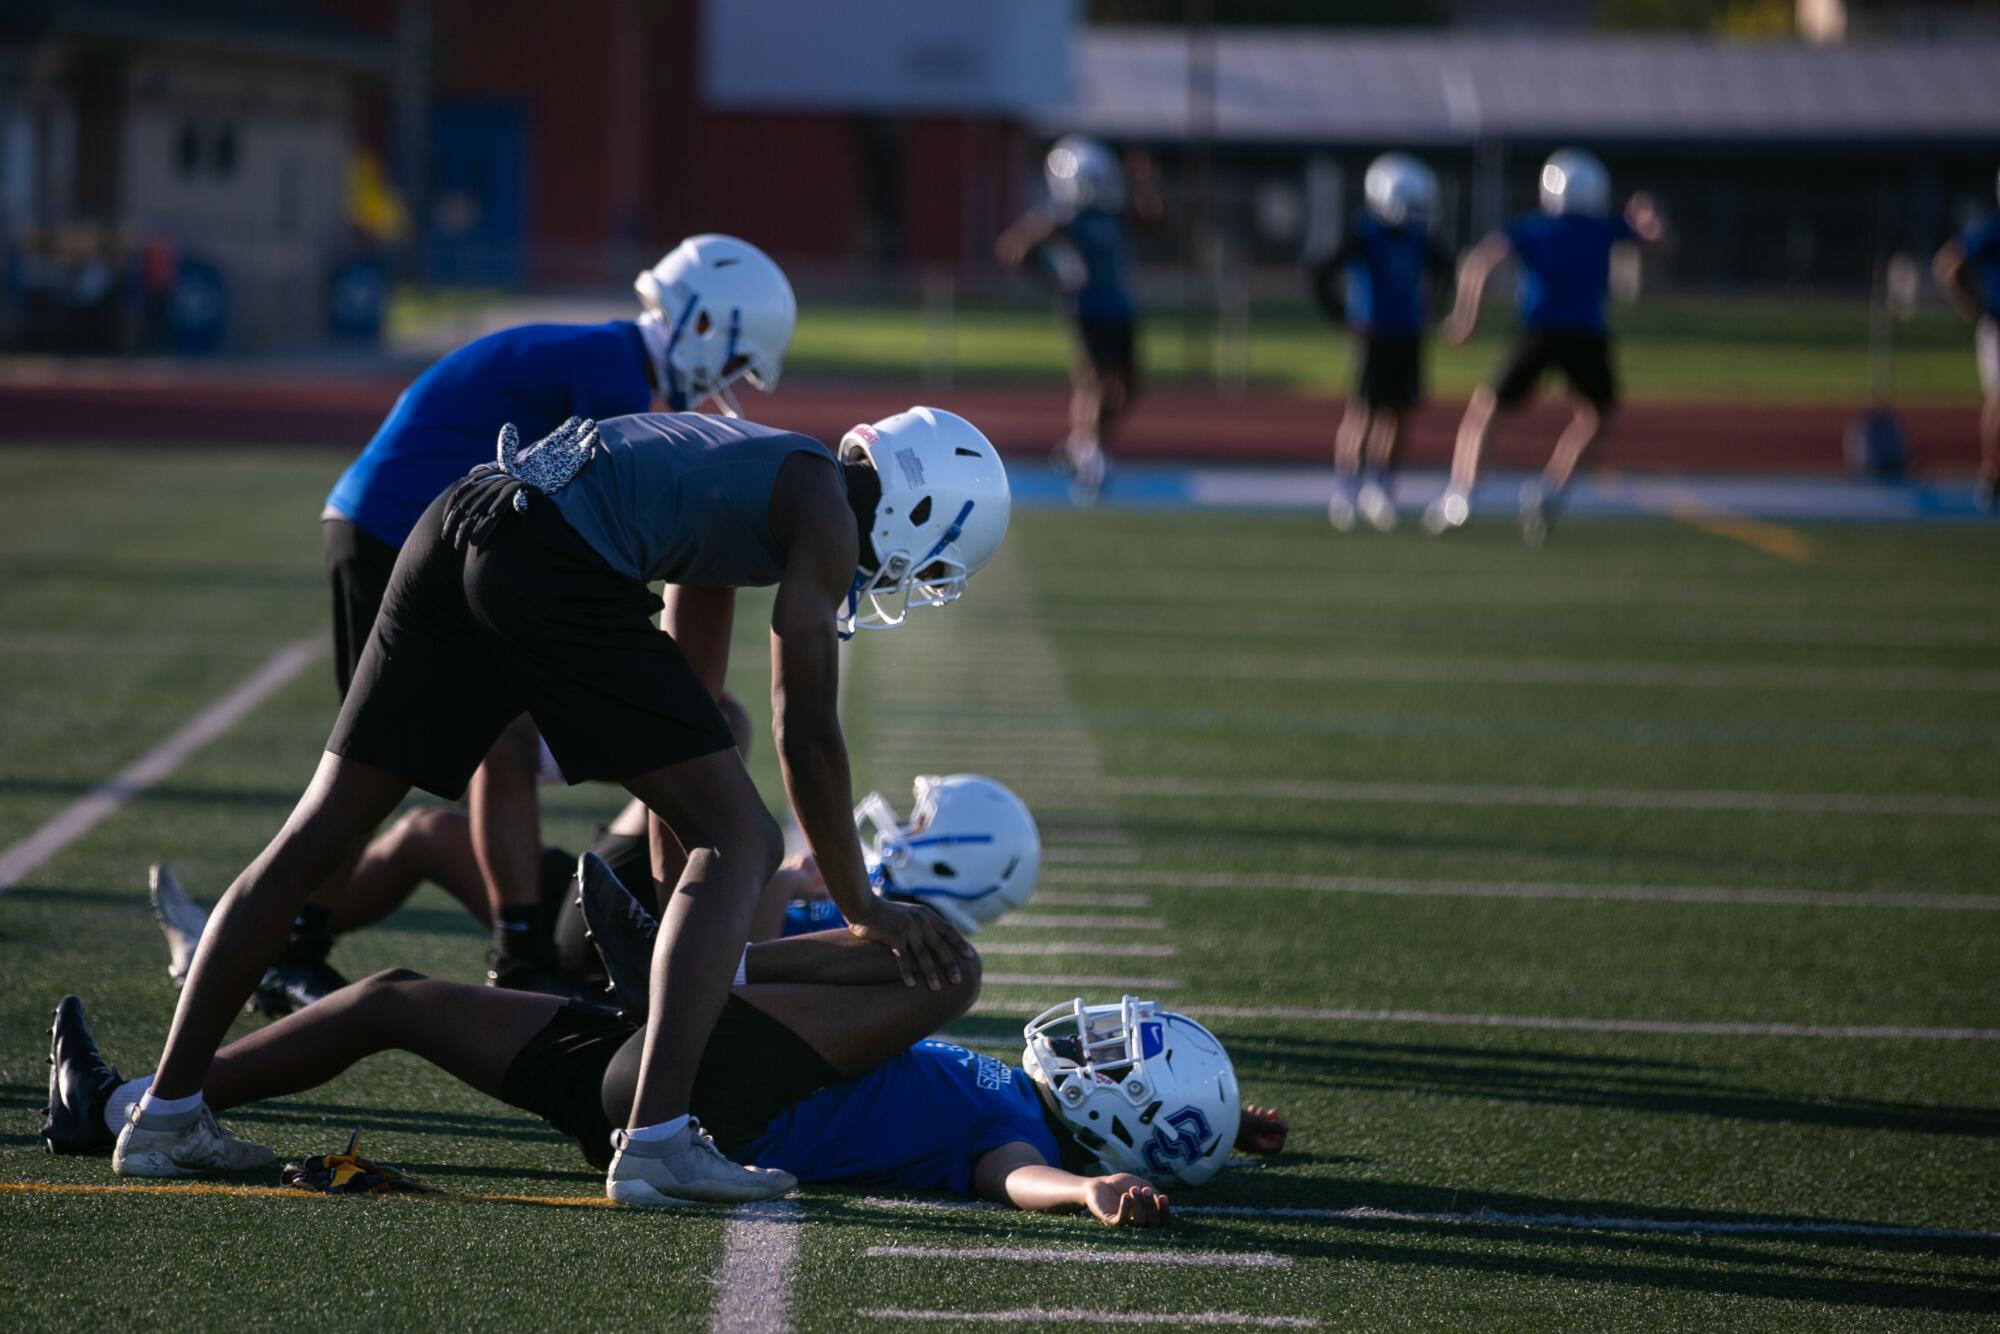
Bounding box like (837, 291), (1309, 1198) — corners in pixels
(1364, 152), (1438, 229)
(1023, 996), (1239, 1189)
(855, 774), (1040, 935)
(1045, 135), (1125, 211)
(838, 407), (1010, 635)
(633, 234), (796, 417)
(1540, 149), (1610, 217)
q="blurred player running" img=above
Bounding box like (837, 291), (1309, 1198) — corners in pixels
(46, 935), (1284, 1221)
(1427, 150), (1664, 545)
(997, 137), (1160, 505)
(1312, 153), (1452, 531)
(115, 406), (1009, 1206)
(304, 236), (796, 1002)
(1930, 166), (2000, 513)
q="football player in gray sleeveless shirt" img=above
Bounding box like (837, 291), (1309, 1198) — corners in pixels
(118, 406), (1010, 1209)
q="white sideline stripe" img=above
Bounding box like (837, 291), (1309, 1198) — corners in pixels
(710, 1199), (803, 1334)
(859, 1309), (1317, 1328)
(1042, 867), (2000, 913)
(854, 1197), (2000, 1245)
(977, 942), (1180, 959)
(1000, 914), (1166, 931)
(865, 1245), (1287, 1269)
(984, 972), (1184, 990)
(1040, 846), (1144, 865)
(1035, 890), (1153, 908)
(0, 635), (321, 893)
(1055, 776), (2000, 819)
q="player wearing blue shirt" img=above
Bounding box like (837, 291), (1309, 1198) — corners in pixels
(1930, 170), (2000, 512)
(47, 931), (1290, 1226)
(997, 137), (1162, 505)
(1428, 150), (1663, 545)
(1313, 153), (1453, 532)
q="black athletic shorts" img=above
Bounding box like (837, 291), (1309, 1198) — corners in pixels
(1492, 329), (1617, 410)
(1072, 316), (1137, 385)
(322, 517), (401, 700)
(498, 995), (840, 1171)
(326, 487), (736, 801)
(1355, 333), (1423, 410)
(550, 827), (657, 984)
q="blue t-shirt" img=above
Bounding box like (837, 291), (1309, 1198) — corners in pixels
(1058, 207), (1136, 323)
(1339, 215), (1444, 335)
(1959, 215), (2000, 317)
(735, 1040), (1063, 1195)
(780, 899), (848, 937)
(325, 321), (654, 547)
(1504, 213), (1638, 332)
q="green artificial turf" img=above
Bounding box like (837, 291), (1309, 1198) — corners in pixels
(2, 447), (1997, 1330)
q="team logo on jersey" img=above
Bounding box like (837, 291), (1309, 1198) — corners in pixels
(1142, 1106), (1213, 1173)
(973, 1054), (1013, 1091)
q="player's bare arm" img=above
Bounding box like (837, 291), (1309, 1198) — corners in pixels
(1932, 239), (1982, 322)
(766, 454), (971, 991)
(994, 205), (1062, 269)
(972, 1141), (1171, 1228)
(1444, 232), (1510, 344)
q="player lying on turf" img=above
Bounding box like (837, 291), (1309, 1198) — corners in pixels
(1427, 149), (1665, 545)
(127, 405), (1010, 1207)
(44, 935), (1286, 1223)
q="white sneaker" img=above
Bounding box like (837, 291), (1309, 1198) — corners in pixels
(1423, 489), (1470, 536)
(1069, 442), (1108, 506)
(1519, 480), (1556, 547)
(113, 1102), (274, 1177)
(149, 863), (208, 989)
(1326, 481), (1358, 531)
(606, 1120), (797, 1206)
(1356, 480), (1397, 532)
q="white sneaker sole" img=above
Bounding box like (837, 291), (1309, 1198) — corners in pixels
(606, 1177), (698, 1208)
(112, 1148), (200, 1178)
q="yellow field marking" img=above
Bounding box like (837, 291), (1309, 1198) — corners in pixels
(1665, 501), (1818, 563)
(0, 1181), (613, 1208)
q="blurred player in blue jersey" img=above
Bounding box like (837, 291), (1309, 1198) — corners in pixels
(1312, 153), (1453, 531)
(49, 931), (1285, 1222)
(1427, 150), (1664, 544)
(1930, 167), (2000, 513)
(295, 236), (795, 1003)
(997, 137), (1161, 504)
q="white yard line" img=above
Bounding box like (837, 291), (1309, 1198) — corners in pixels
(865, 1245), (1288, 1269)
(966, 1002), (2000, 1042)
(858, 1309), (1317, 1328)
(976, 941), (1179, 959)
(1000, 914), (1166, 931)
(709, 1199), (803, 1334)
(983, 971), (1184, 991)
(1040, 868), (2000, 913)
(0, 635), (321, 893)
(1040, 846), (1144, 865)
(855, 1197), (2000, 1244)
(1043, 776), (2000, 819)
(1034, 890), (1153, 908)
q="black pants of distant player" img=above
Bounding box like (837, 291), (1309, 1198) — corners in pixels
(322, 517), (401, 699)
(1354, 333), (1422, 411)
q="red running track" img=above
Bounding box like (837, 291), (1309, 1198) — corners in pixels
(0, 364), (1982, 474)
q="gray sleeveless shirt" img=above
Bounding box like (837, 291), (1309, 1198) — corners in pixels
(550, 413), (836, 587)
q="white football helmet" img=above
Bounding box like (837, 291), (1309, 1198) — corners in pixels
(1023, 996), (1239, 1189)
(1539, 149), (1611, 218)
(1045, 136), (1125, 212)
(855, 774), (1039, 935)
(1364, 152), (1438, 229)
(838, 407), (1010, 635)
(634, 234), (796, 417)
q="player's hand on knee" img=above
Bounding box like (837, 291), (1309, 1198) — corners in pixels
(1086, 1174), (1170, 1228)
(848, 899), (972, 991)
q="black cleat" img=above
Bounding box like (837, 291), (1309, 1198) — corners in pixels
(249, 944), (349, 1018)
(484, 937), (585, 999)
(43, 996), (123, 1155)
(576, 851), (658, 1020)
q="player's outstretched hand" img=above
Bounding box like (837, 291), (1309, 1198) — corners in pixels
(1236, 1104), (1289, 1155)
(848, 899), (973, 991)
(1086, 1174), (1170, 1228)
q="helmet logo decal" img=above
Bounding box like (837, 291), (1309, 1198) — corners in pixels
(895, 447), (926, 487)
(1142, 1106), (1213, 1173)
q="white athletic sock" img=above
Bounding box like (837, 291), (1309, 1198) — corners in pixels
(136, 1087), (202, 1120)
(104, 1075), (153, 1134)
(624, 1114), (692, 1144)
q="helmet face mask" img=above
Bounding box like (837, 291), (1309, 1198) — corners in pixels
(634, 235), (795, 416)
(1021, 996), (1240, 1188)
(837, 407), (1010, 638)
(857, 774), (1040, 935)
(1539, 149), (1611, 217)
(1364, 152), (1438, 230)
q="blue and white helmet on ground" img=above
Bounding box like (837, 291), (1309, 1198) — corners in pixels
(1364, 152), (1438, 229)
(1540, 149), (1611, 217)
(856, 774), (1039, 934)
(634, 234), (796, 417)
(838, 407), (1010, 635)
(1045, 136), (1125, 212)
(1022, 996), (1239, 1189)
